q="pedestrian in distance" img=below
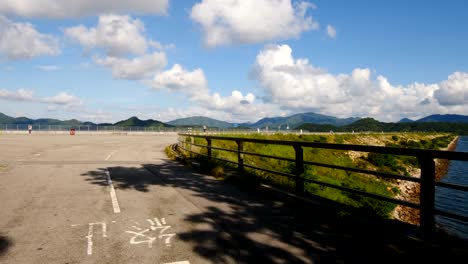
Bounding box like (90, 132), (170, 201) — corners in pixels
(28, 124), (32, 134)
(203, 125), (207, 133)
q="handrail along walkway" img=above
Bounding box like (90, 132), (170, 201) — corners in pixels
(177, 133), (468, 239)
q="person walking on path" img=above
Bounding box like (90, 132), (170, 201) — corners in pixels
(28, 124), (32, 134)
(203, 125), (207, 133)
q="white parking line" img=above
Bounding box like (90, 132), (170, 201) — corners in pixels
(106, 170), (121, 213)
(86, 222), (107, 255)
(105, 150), (117, 161)
(163, 261), (190, 264)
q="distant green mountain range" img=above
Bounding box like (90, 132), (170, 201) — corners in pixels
(113, 116), (173, 128)
(0, 112), (87, 126)
(0, 113), (172, 128)
(397, 114), (468, 123)
(246, 112), (361, 129)
(165, 112), (361, 129)
(2, 112), (468, 133)
(297, 117), (468, 135)
(166, 116), (232, 129)
(414, 114), (468, 123)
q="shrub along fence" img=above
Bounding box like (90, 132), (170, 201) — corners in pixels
(177, 133), (468, 240)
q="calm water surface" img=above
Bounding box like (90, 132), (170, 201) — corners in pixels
(435, 136), (468, 240)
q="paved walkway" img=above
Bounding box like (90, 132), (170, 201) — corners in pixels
(0, 134), (467, 264)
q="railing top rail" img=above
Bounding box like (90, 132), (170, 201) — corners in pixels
(178, 133), (468, 161)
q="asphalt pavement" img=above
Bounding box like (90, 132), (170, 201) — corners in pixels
(1, 134), (467, 264)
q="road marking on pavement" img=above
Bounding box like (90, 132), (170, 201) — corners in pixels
(86, 222), (107, 255)
(125, 217), (176, 248)
(106, 170), (121, 213)
(105, 150), (118, 161)
(163, 261), (190, 264)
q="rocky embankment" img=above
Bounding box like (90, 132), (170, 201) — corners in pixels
(391, 136), (460, 224)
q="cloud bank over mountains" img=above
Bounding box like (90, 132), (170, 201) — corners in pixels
(252, 44), (468, 121)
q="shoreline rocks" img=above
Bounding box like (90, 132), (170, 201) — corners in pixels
(391, 136), (460, 225)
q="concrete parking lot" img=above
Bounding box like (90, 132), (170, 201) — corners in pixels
(0, 134), (327, 264)
(1, 134), (467, 264)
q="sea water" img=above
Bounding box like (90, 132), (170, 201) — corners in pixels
(435, 136), (468, 240)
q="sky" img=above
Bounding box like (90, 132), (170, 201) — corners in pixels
(1, 0), (468, 124)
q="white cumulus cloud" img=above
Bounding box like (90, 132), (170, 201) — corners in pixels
(94, 52), (167, 80)
(0, 89), (84, 109)
(36, 65), (62, 71)
(190, 0), (319, 47)
(0, 89), (35, 101)
(0, 15), (60, 60)
(152, 64), (209, 96)
(197, 90), (256, 113)
(326, 24), (336, 38)
(65, 14), (149, 56)
(433, 72), (468, 106)
(40, 92), (83, 107)
(0, 0), (169, 18)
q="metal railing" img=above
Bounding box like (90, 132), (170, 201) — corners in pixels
(177, 133), (468, 239)
(2, 124), (432, 134)
(0, 124), (181, 132)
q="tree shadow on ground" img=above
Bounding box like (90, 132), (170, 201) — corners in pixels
(81, 166), (161, 192)
(0, 234), (12, 257)
(81, 159), (468, 263)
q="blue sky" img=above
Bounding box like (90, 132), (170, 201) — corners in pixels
(1, 0), (467, 123)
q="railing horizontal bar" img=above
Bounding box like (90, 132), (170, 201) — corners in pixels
(179, 140), (240, 154)
(201, 154), (239, 165)
(240, 150), (296, 163)
(300, 177), (420, 209)
(242, 163), (298, 179)
(178, 144), (239, 165)
(303, 160), (421, 183)
(435, 208), (468, 222)
(435, 181), (468, 191)
(187, 142), (208, 148)
(208, 146), (239, 153)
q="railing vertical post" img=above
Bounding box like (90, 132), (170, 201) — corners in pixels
(206, 138), (212, 159)
(418, 155), (436, 240)
(236, 140), (244, 172)
(294, 144), (304, 193)
(190, 136), (194, 152)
